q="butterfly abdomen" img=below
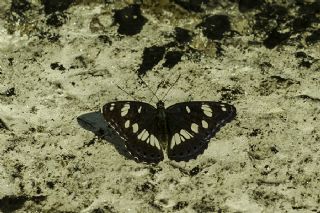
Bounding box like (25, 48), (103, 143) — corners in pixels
(155, 107), (169, 151)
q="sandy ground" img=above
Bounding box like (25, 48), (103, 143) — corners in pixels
(0, 0), (320, 212)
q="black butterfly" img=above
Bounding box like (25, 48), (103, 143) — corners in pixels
(102, 100), (236, 163)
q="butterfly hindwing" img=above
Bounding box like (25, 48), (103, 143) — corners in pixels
(165, 101), (236, 161)
(102, 101), (164, 163)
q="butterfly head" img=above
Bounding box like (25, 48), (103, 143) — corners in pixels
(156, 101), (165, 109)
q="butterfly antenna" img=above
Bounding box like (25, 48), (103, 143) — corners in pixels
(154, 71), (181, 99)
(162, 74), (181, 102)
(138, 75), (160, 102)
(115, 84), (138, 101)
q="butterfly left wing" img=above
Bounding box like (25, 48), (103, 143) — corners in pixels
(102, 101), (164, 163)
(165, 101), (236, 162)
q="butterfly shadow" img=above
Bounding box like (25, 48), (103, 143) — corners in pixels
(77, 111), (134, 160)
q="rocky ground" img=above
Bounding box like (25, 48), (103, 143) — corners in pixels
(0, 0), (319, 212)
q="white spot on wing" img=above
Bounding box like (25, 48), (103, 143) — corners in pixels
(174, 133), (181, 145)
(109, 103), (115, 111)
(150, 135), (155, 146)
(125, 120), (130, 128)
(137, 129), (146, 140)
(138, 106), (142, 113)
(121, 103), (130, 117)
(201, 104), (213, 117)
(132, 123), (139, 133)
(171, 130), (194, 149)
(180, 129), (193, 139)
(170, 135), (176, 149)
(202, 120), (208, 129)
(186, 106), (191, 113)
(191, 123), (199, 133)
(221, 105), (227, 111)
(138, 129), (149, 141)
(141, 130), (149, 141)
(149, 135), (160, 150)
(154, 138), (161, 150)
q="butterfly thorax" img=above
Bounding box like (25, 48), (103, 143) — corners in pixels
(155, 101), (169, 151)
(156, 101), (165, 109)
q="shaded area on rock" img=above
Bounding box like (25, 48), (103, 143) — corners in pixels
(259, 76), (297, 96)
(37, 31), (61, 42)
(113, 4), (147, 36)
(0, 196), (28, 213)
(252, 2), (320, 48)
(10, 0), (31, 15)
(97, 35), (112, 45)
(263, 29), (290, 49)
(50, 62), (66, 71)
(295, 51), (316, 68)
(77, 111), (132, 160)
(173, 201), (189, 211)
(292, 15), (316, 33)
(218, 86), (244, 101)
(0, 195), (47, 212)
(306, 29), (320, 44)
(0, 118), (9, 130)
(137, 45), (166, 76)
(197, 15), (230, 40)
(297, 1), (320, 15)
(46, 12), (67, 27)
(174, 27), (193, 44)
(173, 0), (208, 12)
(238, 0), (263, 12)
(163, 51), (183, 68)
(189, 165), (200, 176)
(136, 182), (156, 193)
(41, 0), (75, 14)
(296, 95), (320, 103)
(1, 87), (16, 97)
(253, 4), (288, 33)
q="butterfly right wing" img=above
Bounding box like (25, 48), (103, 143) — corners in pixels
(102, 101), (164, 163)
(165, 101), (236, 162)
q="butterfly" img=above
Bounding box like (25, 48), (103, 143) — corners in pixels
(102, 100), (236, 163)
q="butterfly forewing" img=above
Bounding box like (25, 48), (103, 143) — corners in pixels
(165, 101), (236, 161)
(102, 101), (164, 163)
